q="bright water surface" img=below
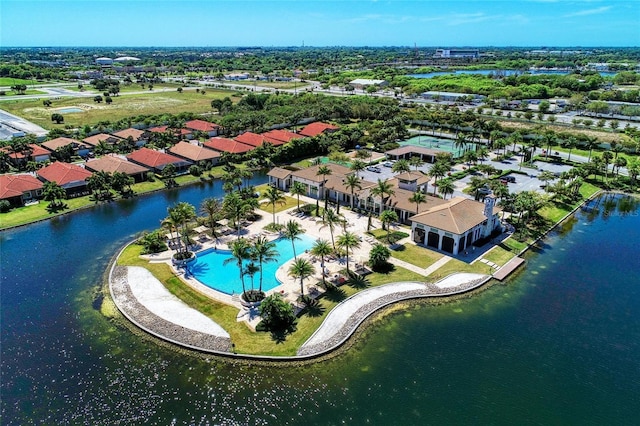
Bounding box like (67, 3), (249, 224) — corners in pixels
(192, 234), (316, 294)
(1, 182), (639, 424)
(408, 69), (618, 78)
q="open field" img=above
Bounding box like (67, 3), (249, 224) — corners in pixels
(230, 80), (309, 90)
(0, 77), (44, 87)
(0, 89), (239, 129)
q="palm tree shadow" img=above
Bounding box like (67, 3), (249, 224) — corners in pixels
(323, 287), (347, 303)
(302, 303), (326, 318)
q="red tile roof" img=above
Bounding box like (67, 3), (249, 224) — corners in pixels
(83, 133), (120, 147)
(112, 128), (145, 141)
(126, 147), (187, 168)
(203, 137), (254, 154)
(41, 137), (89, 152)
(0, 174), (43, 200)
(85, 155), (149, 175)
(2, 144), (50, 160)
(147, 126), (192, 137)
(169, 141), (221, 162)
(234, 132), (265, 147)
(37, 161), (92, 186)
(262, 129), (303, 146)
(299, 122), (339, 137)
(184, 120), (220, 132)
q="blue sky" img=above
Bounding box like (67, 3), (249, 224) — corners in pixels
(2, 1), (639, 47)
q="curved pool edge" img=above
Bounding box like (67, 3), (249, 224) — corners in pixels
(108, 240), (492, 362)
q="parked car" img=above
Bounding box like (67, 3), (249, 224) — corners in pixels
(382, 161), (394, 168)
(501, 176), (516, 183)
(366, 166), (381, 173)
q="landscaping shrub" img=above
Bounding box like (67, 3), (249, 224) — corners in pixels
(0, 200), (12, 213)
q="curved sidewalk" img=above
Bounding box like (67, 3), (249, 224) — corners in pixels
(297, 273), (489, 356)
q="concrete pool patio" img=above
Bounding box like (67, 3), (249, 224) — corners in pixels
(110, 201), (498, 359)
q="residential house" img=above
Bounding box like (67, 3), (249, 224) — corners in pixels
(169, 141), (221, 166)
(410, 196), (502, 255)
(261, 129), (303, 146)
(2, 144), (51, 167)
(203, 137), (254, 155)
(298, 122), (339, 138)
(126, 147), (192, 174)
(41, 137), (91, 158)
(85, 155), (149, 182)
(83, 133), (122, 150)
(184, 120), (221, 137)
(390, 171), (430, 193)
(0, 174), (43, 206)
(234, 132), (265, 148)
(37, 161), (93, 197)
(112, 128), (147, 147)
(146, 125), (192, 140)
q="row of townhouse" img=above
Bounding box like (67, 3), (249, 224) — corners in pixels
(1, 122), (340, 208)
(268, 163), (502, 256)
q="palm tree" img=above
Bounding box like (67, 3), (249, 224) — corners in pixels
(251, 236), (278, 292)
(315, 165), (332, 215)
(337, 231), (361, 274)
(562, 137), (578, 162)
(409, 191), (427, 215)
(320, 207), (345, 250)
(42, 181), (67, 210)
(283, 220), (304, 260)
(290, 181), (306, 212)
(200, 197), (222, 240)
(409, 156), (424, 171)
(379, 209), (399, 243)
(370, 178), (395, 212)
(391, 159), (410, 174)
(264, 185), (286, 224)
(224, 238), (251, 296)
(585, 136), (600, 162)
(429, 161), (449, 196)
(223, 191), (250, 238)
(343, 174), (362, 209)
(310, 239), (332, 288)
(288, 258), (315, 297)
(350, 159), (366, 178)
(244, 262), (260, 292)
(369, 243), (391, 270)
(437, 178), (455, 199)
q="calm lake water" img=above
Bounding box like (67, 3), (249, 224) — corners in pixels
(1, 186), (639, 424)
(408, 69), (617, 78)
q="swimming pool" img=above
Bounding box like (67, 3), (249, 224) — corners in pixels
(58, 107), (83, 113)
(190, 234), (316, 295)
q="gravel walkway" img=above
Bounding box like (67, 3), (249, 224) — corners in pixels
(297, 273), (489, 357)
(110, 265), (232, 353)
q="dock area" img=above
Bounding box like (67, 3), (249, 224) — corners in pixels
(493, 256), (526, 281)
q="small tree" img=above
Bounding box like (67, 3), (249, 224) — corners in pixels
(94, 95), (103, 103)
(51, 113), (64, 124)
(258, 294), (296, 331)
(369, 243), (391, 271)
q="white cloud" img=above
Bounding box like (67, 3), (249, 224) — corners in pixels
(564, 6), (612, 17)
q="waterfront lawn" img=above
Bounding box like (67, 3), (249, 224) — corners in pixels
(0, 197), (90, 229)
(482, 245), (516, 267)
(389, 243), (443, 269)
(427, 258), (491, 282)
(117, 244), (427, 356)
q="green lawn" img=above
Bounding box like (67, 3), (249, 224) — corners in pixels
(117, 243), (427, 356)
(389, 243), (444, 269)
(427, 258), (491, 281)
(0, 78), (43, 86)
(482, 245), (516, 267)
(0, 89), (238, 129)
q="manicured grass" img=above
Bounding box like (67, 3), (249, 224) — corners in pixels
(0, 89), (238, 129)
(0, 78), (42, 86)
(482, 245), (516, 267)
(389, 243), (444, 269)
(427, 258), (491, 281)
(117, 242), (428, 356)
(259, 195), (299, 214)
(501, 237), (528, 253)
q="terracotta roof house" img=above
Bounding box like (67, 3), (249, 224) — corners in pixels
(234, 132), (265, 148)
(169, 141), (221, 166)
(0, 174), (43, 206)
(204, 137), (254, 155)
(1, 144), (51, 166)
(41, 137), (91, 157)
(126, 147), (192, 174)
(37, 161), (92, 197)
(112, 128), (147, 147)
(410, 196), (502, 255)
(83, 133), (121, 148)
(299, 122), (339, 138)
(146, 125), (192, 139)
(261, 129), (303, 146)
(184, 120), (220, 137)
(85, 155), (149, 182)
(385, 145), (440, 163)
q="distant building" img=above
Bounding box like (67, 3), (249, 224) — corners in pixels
(349, 79), (388, 90)
(126, 147), (192, 174)
(298, 122), (339, 138)
(434, 49), (479, 59)
(95, 57), (113, 66)
(85, 155), (149, 182)
(203, 137), (254, 155)
(169, 141), (221, 166)
(421, 91), (485, 103)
